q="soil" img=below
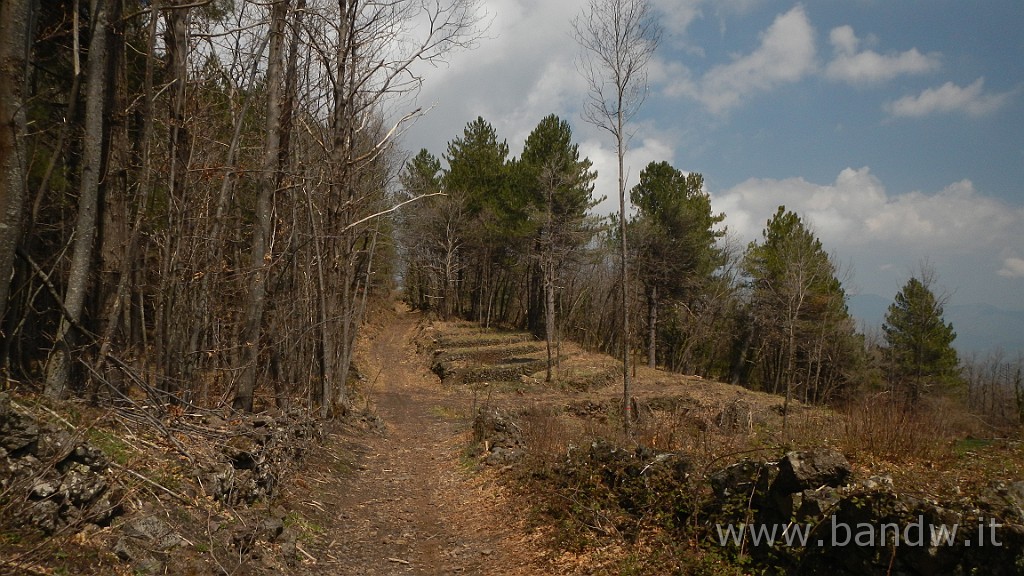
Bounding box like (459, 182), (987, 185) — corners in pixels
(9, 303), (1016, 575)
(281, 307), (549, 575)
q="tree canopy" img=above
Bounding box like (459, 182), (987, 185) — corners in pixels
(883, 275), (961, 403)
(629, 161), (725, 368)
(741, 206), (860, 405)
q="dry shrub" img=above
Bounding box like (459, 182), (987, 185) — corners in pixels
(520, 405), (573, 466)
(838, 394), (973, 461)
(626, 401), (771, 477)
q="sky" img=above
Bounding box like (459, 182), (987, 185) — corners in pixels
(401, 0), (1024, 315)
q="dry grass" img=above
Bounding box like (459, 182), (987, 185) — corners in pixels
(420, 318), (1024, 574)
(425, 317), (1024, 488)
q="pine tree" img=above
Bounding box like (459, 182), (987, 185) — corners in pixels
(741, 206), (860, 409)
(518, 115), (598, 334)
(882, 275), (960, 403)
(629, 162), (725, 368)
(518, 115), (598, 379)
(397, 150), (447, 312)
(443, 117), (516, 324)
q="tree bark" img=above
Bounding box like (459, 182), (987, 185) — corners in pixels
(618, 127), (631, 433)
(647, 284), (657, 369)
(545, 259), (556, 383)
(96, 0), (131, 365)
(235, 0), (289, 412)
(44, 0), (110, 398)
(0, 0), (33, 330)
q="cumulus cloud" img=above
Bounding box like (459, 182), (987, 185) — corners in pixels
(582, 134), (676, 216)
(884, 78), (1014, 118)
(715, 168), (1021, 250)
(999, 257), (1024, 279)
(711, 168), (1024, 298)
(666, 5), (817, 114)
(406, 0), (587, 158)
(711, 167), (887, 244)
(651, 0), (766, 33)
(825, 25), (940, 85)
(650, 0), (704, 37)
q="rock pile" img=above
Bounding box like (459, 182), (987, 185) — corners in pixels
(708, 448), (1024, 575)
(473, 408), (524, 466)
(114, 409), (322, 574)
(193, 410), (322, 505)
(0, 392), (123, 534)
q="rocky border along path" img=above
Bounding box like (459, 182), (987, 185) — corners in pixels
(294, 309), (547, 575)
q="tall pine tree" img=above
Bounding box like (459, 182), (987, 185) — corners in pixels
(882, 275), (960, 403)
(741, 206), (860, 409)
(629, 162), (725, 369)
(519, 115), (598, 336)
(518, 115), (598, 379)
(443, 117), (516, 324)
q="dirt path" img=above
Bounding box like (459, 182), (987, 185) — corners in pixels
(293, 308), (546, 575)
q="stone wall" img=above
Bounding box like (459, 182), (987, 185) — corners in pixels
(0, 392), (122, 534)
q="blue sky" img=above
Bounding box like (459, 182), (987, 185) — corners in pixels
(403, 0), (1024, 316)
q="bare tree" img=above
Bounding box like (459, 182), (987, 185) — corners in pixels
(0, 0), (33, 329)
(298, 0), (483, 416)
(44, 0), (112, 398)
(0, 0), (481, 417)
(234, 0), (290, 412)
(573, 0), (660, 433)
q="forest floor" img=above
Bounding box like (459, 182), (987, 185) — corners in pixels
(282, 305), (552, 575)
(6, 303), (1024, 575)
(294, 304), (1024, 575)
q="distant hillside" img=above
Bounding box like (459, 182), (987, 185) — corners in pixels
(849, 294), (1024, 357)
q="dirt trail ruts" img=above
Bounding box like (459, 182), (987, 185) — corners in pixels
(308, 308), (545, 575)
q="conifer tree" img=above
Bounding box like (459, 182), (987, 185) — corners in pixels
(882, 274), (960, 403)
(741, 206), (859, 411)
(629, 162), (725, 368)
(519, 115), (598, 379)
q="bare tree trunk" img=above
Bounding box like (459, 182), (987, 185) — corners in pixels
(234, 0), (289, 412)
(44, 0), (110, 398)
(647, 284), (657, 369)
(574, 0), (660, 434)
(617, 127), (631, 432)
(544, 259), (556, 383)
(307, 185), (333, 418)
(0, 0), (33, 328)
(324, 0), (359, 416)
(159, 0), (193, 398)
(95, 0), (132, 367)
(165, 1), (189, 206)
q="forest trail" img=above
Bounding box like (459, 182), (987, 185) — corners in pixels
(296, 307), (546, 575)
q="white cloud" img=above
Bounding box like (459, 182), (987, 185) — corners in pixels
(666, 5), (817, 114)
(884, 78), (1014, 118)
(825, 25), (940, 85)
(582, 134), (676, 216)
(650, 0), (764, 37)
(999, 257), (1024, 279)
(711, 168), (1024, 300)
(711, 167), (887, 244)
(406, 0), (588, 158)
(650, 0), (704, 37)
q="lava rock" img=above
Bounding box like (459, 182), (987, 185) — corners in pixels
(774, 448), (851, 494)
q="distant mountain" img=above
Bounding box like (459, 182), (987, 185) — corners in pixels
(848, 294), (1024, 357)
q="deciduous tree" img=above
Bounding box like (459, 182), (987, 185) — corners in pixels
(573, 0), (660, 432)
(0, 0), (33, 330)
(44, 0), (112, 399)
